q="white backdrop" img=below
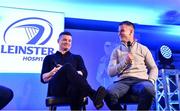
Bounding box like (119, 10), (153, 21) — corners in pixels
(0, 7), (64, 73)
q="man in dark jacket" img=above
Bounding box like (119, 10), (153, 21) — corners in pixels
(41, 31), (106, 110)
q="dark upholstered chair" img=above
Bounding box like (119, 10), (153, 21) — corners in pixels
(46, 96), (88, 111)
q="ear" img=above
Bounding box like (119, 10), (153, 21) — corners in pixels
(131, 30), (133, 34)
(130, 29), (134, 35)
(129, 30), (132, 35)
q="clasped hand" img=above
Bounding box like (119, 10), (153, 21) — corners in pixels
(50, 64), (62, 75)
(126, 53), (134, 65)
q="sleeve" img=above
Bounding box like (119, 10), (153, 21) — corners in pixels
(40, 55), (52, 83)
(76, 55), (88, 79)
(144, 47), (158, 82)
(107, 48), (128, 77)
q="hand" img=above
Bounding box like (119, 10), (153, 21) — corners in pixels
(126, 53), (134, 65)
(50, 64), (62, 75)
(42, 64), (62, 82)
(56, 64), (62, 68)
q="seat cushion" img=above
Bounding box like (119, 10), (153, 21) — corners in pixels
(46, 96), (88, 106)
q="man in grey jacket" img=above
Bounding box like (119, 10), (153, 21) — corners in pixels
(105, 21), (158, 110)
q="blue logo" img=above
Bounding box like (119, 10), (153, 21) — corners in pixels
(3, 17), (53, 45)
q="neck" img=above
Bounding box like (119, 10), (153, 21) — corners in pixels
(121, 38), (136, 47)
(121, 35), (134, 43)
(121, 39), (134, 44)
(59, 49), (68, 54)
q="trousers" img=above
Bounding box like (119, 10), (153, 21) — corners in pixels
(105, 77), (155, 110)
(48, 63), (94, 110)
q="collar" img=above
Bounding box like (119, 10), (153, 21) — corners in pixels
(121, 40), (136, 47)
(56, 51), (71, 56)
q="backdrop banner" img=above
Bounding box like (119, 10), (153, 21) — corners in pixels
(0, 6), (64, 73)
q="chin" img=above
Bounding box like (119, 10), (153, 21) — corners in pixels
(121, 39), (126, 43)
(64, 48), (69, 51)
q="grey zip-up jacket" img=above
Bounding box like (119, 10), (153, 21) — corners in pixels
(108, 41), (158, 82)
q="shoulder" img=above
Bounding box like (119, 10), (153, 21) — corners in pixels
(113, 45), (120, 51)
(137, 42), (149, 51)
(71, 53), (83, 60)
(111, 45), (121, 54)
(44, 53), (56, 61)
(136, 42), (151, 55)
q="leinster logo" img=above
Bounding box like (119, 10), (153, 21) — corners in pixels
(3, 17), (53, 45)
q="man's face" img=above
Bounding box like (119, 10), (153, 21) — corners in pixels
(118, 24), (134, 43)
(58, 35), (72, 51)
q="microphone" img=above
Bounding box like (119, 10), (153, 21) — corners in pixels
(127, 41), (131, 52)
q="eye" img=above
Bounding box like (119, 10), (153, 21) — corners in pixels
(68, 39), (72, 42)
(62, 39), (66, 42)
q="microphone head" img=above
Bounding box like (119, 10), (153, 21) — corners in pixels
(127, 41), (131, 47)
(127, 41), (131, 52)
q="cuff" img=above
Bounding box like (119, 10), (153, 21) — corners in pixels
(149, 78), (155, 85)
(77, 71), (83, 76)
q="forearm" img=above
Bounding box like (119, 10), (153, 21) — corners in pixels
(116, 59), (129, 74)
(42, 72), (54, 83)
(114, 58), (129, 74)
(145, 50), (159, 83)
(148, 66), (158, 83)
(109, 52), (132, 76)
(108, 65), (118, 77)
(42, 65), (62, 83)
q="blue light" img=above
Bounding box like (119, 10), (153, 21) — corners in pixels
(0, 0), (162, 26)
(160, 45), (172, 59)
(164, 25), (180, 36)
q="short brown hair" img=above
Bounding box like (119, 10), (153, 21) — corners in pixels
(58, 31), (72, 41)
(119, 21), (135, 29)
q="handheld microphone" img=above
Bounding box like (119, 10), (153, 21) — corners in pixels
(127, 41), (131, 52)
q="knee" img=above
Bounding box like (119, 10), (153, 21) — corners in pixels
(63, 63), (73, 69)
(143, 86), (155, 97)
(7, 88), (13, 102)
(57, 63), (75, 75)
(0, 87), (13, 109)
(106, 89), (118, 97)
(105, 89), (119, 104)
(1, 86), (13, 101)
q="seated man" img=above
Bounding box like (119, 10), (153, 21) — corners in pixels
(105, 21), (158, 110)
(41, 31), (106, 110)
(0, 85), (13, 109)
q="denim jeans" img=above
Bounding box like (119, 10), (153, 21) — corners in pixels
(105, 77), (155, 110)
